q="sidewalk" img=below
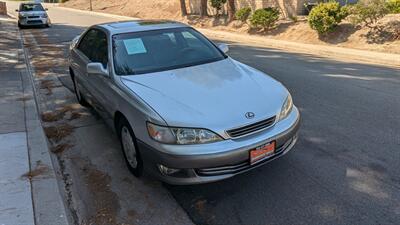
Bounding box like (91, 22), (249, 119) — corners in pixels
(0, 16), (70, 225)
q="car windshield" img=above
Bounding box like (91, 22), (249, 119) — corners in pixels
(19, 4), (44, 12)
(112, 27), (227, 75)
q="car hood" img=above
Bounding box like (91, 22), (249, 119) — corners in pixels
(121, 58), (288, 133)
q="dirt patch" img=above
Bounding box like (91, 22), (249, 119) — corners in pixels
(63, 0), (400, 54)
(51, 143), (74, 154)
(41, 104), (84, 122)
(63, 0), (180, 20)
(193, 199), (207, 215)
(192, 198), (216, 224)
(81, 166), (121, 225)
(192, 14), (400, 54)
(42, 111), (65, 122)
(127, 209), (136, 219)
(21, 162), (49, 180)
(40, 80), (62, 95)
(44, 123), (74, 143)
(68, 111), (84, 121)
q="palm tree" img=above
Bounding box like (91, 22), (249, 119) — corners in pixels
(179, 0), (187, 16)
(200, 0), (208, 17)
(227, 0), (235, 21)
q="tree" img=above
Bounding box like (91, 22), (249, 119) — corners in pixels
(179, 0), (187, 16)
(227, 0), (236, 22)
(210, 0), (227, 16)
(200, 0), (208, 17)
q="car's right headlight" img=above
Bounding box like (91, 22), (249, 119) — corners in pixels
(278, 94), (293, 122)
(147, 122), (223, 145)
(18, 14), (25, 19)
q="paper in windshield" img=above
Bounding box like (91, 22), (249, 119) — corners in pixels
(123, 38), (147, 55)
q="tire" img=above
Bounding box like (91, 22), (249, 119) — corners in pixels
(71, 73), (89, 107)
(18, 22), (23, 29)
(118, 117), (143, 177)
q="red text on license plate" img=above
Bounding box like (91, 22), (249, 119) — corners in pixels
(250, 141), (276, 164)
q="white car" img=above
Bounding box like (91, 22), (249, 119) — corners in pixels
(16, 3), (50, 28)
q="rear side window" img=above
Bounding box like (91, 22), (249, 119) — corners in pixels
(78, 29), (108, 67)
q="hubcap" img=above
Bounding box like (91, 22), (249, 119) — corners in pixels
(121, 126), (138, 169)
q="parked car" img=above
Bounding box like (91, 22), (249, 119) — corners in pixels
(16, 3), (50, 28)
(68, 20), (300, 185)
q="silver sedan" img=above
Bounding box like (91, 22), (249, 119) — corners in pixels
(68, 20), (300, 185)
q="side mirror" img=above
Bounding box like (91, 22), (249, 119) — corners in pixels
(45, 8), (48, 11)
(218, 43), (229, 54)
(87, 63), (109, 77)
(15, 9), (19, 12)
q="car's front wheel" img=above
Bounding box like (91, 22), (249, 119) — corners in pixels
(118, 117), (143, 177)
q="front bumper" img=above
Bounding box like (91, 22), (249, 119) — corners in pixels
(18, 17), (49, 26)
(139, 106), (301, 185)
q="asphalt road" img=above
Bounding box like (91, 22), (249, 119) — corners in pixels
(7, 3), (400, 225)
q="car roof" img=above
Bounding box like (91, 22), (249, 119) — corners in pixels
(20, 2), (42, 5)
(96, 20), (189, 35)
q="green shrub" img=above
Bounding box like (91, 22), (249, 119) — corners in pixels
(289, 15), (298, 22)
(308, 2), (348, 34)
(250, 7), (280, 31)
(210, 0), (227, 11)
(347, 0), (389, 28)
(386, 0), (400, 13)
(235, 7), (252, 22)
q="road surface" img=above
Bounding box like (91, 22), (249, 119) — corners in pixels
(6, 2), (400, 225)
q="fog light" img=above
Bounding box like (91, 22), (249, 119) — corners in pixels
(158, 164), (181, 175)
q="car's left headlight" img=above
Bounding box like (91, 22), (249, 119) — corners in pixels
(147, 122), (223, 145)
(41, 14), (48, 18)
(278, 94), (293, 121)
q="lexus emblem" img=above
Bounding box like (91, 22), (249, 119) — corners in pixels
(245, 112), (255, 119)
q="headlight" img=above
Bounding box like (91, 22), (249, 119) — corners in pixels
(19, 15), (25, 19)
(147, 122), (223, 145)
(278, 94), (293, 121)
(42, 14), (48, 18)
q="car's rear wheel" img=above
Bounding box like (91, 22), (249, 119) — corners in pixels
(72, 73), (89, 107)
(118, 117), (143, 177)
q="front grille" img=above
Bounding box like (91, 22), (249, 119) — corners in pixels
(27, 20), (42, 24)
(196, 138), (293, 176)
(28, 16), (40, 18)
(226, 116), (276, 138)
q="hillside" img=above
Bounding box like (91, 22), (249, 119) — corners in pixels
(63, 0), (400, 54)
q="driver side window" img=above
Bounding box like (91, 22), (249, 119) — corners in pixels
(78, 29), (108, 68)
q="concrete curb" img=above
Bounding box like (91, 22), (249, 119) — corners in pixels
(11, 15), (71, 225)
(59, 5), (399, 68)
